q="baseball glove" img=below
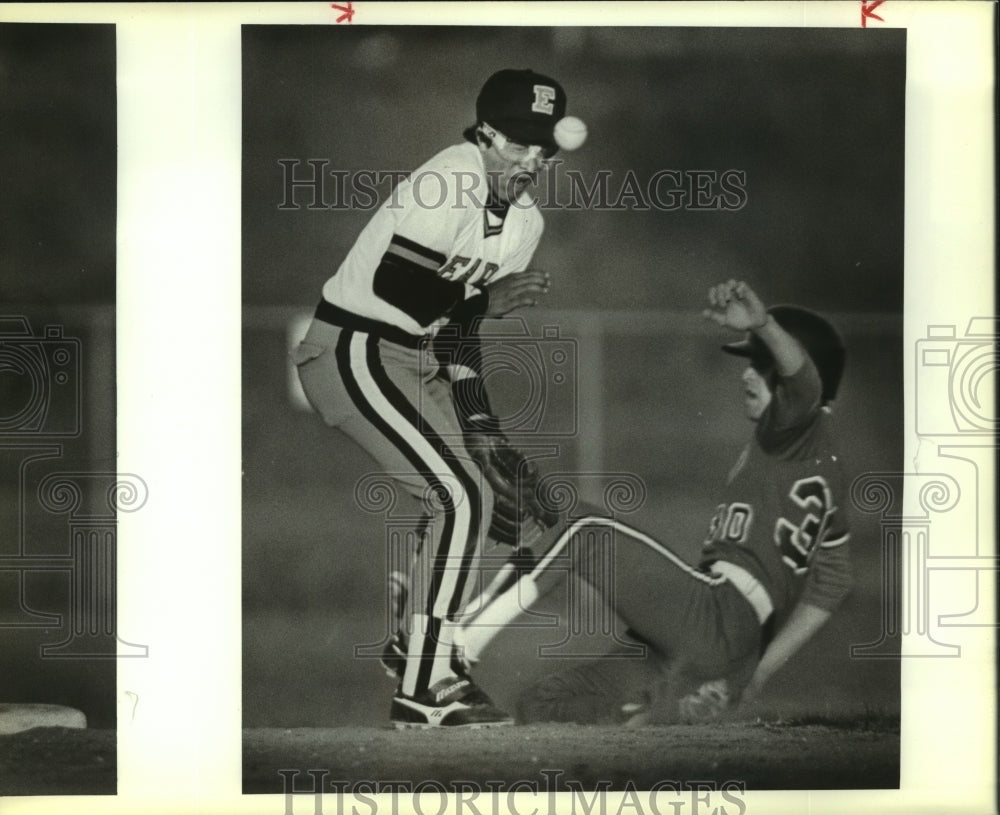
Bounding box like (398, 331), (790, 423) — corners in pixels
(467, 434), (559, 546)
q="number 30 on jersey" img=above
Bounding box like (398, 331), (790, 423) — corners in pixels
(707, 475), (838, 575)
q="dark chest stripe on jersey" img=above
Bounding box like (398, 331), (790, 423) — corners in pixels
(373, 234), (465, 327)
(388, 234), (446, 271)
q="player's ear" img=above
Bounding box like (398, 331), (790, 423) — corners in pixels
(463, 123), (493, 150)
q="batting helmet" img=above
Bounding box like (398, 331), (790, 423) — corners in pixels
(722, 306), (846, 405)
(468, 68), (567, 152)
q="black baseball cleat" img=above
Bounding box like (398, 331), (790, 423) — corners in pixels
(390, 676), (514, 729)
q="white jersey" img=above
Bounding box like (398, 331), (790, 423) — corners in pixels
(322, 142), (544, 337)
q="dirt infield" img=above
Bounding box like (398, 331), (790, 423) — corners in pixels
(243, 718), (899, 794)
(0, 719), (897, 797)
(0, 727), (115, 796)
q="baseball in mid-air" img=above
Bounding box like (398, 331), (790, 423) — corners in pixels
(554, 116), (587, 151)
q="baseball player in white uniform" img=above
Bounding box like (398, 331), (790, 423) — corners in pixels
(294, 69), (583, 727)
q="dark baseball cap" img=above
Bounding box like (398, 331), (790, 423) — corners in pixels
(722, 305), (846, 404)
(476, 69), (567, 150)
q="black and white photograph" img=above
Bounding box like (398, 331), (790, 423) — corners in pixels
(0, 3), (995, 813)
(241, 24), (905, 793)
(0, 21), (124, 796)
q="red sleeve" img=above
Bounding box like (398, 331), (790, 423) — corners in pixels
(756, 358), (822, 454)
(801, 534), (853, 611)
(768, 358), (822, 429)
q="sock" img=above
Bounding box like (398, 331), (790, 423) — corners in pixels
(401, 613), (465, 695)
(400, 613), (429, 697)
(457, 577), (540, 663)
(438, 618), (467, 675)
(428, 618), (459, 687)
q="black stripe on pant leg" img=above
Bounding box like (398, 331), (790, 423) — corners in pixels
(361, 336), (472, 690)
(414, 513), (431, 556)
(364, 339), (483, 618)
(335, 331), (458, 691)
(340, 331), (479, 686)
(438, 449), (483, 619)
(363, 337), (483, 682)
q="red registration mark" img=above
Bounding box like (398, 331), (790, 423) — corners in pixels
(331, 2), (354, 24)
(861, 0), (886, 28)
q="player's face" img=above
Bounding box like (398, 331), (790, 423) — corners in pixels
(741, 363), (773, 421)
(479, 127), (553, 204)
